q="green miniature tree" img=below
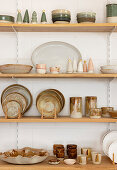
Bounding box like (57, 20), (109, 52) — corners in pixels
(16, 10), (22, 24)
(41, 10), (47, 23)
(31, 11), (37, 24)
(23, 9), (29, 23)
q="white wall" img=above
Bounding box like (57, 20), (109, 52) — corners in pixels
(0, 0), (116, 154)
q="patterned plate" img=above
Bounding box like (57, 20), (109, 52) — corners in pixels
(1, 84), (33, 113)
(2, 92), (27, 114)
(3, 100), (22, 118)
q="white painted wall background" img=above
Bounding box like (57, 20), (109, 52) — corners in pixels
(0, 0), (117, 155)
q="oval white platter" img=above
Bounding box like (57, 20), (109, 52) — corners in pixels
(31, 41), (82, 73)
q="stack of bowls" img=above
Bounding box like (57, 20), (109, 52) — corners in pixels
(52, 9), (71, 24)
(36, 89), (65, 118)
(77, 12), (96, 23)
(100, 65), (117, 74)
(1, 84), (32, 119)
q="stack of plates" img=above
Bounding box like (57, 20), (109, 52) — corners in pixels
(100, 65), (117, 74)
(102, 131), (117, 163)
(1, 84), (33, 119)
(36, 89), (65, 118)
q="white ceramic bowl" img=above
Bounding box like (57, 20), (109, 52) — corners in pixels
(64, 159), (76, 165)
(100, 65), (117, 70)
(0, 148), (48, 164)
(101, 69), (117, 74)
(0, 64), (33, 74)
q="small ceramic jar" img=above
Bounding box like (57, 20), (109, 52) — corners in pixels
(92, 152), (102, 165)
(56, 146), (65, 159)
(101, 107), (113, 118)
(90, 108), (102, 119)
(81, 148), (92, 160)
(67, 144), (77, 159)
(36, 64), (46, 74)
(70, 97), (82, 118)
(50, 67), (60, 74)
(53, 144), (64, 155)
(78, 154), (87, 165)
(85, 96), (97, 117)
(106, 4), (117, 23)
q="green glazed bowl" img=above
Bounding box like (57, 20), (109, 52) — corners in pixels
(52, 13), (71, 18)
(0, 15), (14, 23)
(77, 12), (96, 23)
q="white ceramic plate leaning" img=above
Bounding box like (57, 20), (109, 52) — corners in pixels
(31, 41), (82, 73)
(108, 140), (117, 163)
(102, 131), (117, 156)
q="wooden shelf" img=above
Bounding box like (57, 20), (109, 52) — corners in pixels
(0, 116), (117, 123)
(0, 73), (117, 78)
(0, 23), (117, 32)
(0, 156), (115, 170)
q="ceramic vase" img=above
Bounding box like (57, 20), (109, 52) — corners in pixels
(73, 58), (77, 73)
(83, 60), (87, 72)
(77, 59), (83, 73)
(88, 58), (94, 73)
(67, 59), (73, 73)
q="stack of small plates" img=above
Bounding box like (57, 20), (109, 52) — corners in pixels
(36, 89), (65, 118)
(52, 9), (71, 24)
(100, 65), (117, 74)
(102, 131), (117, 163)
(1, 84), (33, 119)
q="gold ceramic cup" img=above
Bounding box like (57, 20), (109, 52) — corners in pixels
(78, 154), (87, 165)
(70, 97), (82, 118)
(90, 108), (102, 119)
(92, 153), (102, 165)
(101, 107), (113, 118)
(85, 96), (97, 117)
(81, 148), (92, 160)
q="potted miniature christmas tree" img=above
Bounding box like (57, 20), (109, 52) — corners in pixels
(23, 9), (29, 23)
(41, 10), (47, 24)
(16, 10), (22, 24)
(31, 11), (37, 24)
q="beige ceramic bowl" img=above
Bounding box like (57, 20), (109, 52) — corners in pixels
(0, 64), (33, 74)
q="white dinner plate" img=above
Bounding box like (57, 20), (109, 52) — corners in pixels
(31, 41), (82, 73)
(108, 140), (117, 163)
(102, 131), (117, 156)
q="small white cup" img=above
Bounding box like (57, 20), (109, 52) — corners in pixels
(78, 154), (87, 165)
(92, 153), (102, 165)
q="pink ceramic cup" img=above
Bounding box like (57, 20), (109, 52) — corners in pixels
(50, 67), (60, 74)
(36, 64), (46, 69)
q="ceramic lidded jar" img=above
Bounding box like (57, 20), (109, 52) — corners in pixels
(70, 97), (82, 118)
(85, 96), (97, 117)
(106, 4), (117, 23)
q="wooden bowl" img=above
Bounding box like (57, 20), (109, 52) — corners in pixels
(0, 64), (33, 74)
